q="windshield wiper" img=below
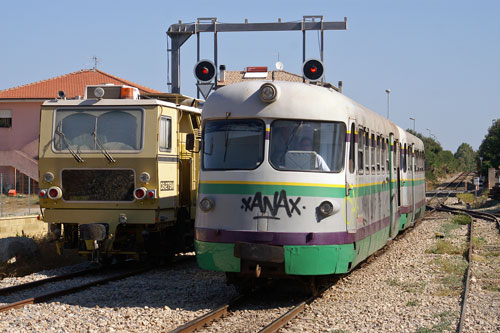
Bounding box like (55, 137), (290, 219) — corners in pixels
(91, 131), (116, 163)
(55, 123), (84, 163)
(284, 121), (303, 152)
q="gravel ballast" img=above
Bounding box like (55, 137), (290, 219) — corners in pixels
(1, 203), (499, 332)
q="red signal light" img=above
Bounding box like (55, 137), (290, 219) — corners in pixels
(134, 188), (146, 200)
(302, 59), (324, 82)
(194, 60), (216, 83)
(49, 188), (59, 198)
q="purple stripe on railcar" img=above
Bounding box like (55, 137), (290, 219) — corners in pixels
(196, 216), (391, 246)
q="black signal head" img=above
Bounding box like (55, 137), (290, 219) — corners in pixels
(194, 60), (216, 83)
(302, 59), (324, 82)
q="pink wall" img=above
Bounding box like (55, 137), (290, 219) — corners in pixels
(0, 101), (41, 184)
(0, 101), (41, 151)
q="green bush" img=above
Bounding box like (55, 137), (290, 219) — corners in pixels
(453, 214), (471, 225)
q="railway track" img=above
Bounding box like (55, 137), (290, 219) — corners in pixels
(169, 172), (494, 333)
(169, 280), (336, 333)
(432, 202), (499, 332)
(0, 254), (195, 314)
(427, 171), (473, 210)
(0, 264), (153, 313)
(0, 265), (102, 296)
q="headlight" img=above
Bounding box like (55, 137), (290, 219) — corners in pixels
(259, 83), (279, 103)
(199, 198), (215, 212)
(139, 172), (151, 183)
(94, 87), (105, 98)
(43, 172), (54, 183)
(318, 201), (334, 216)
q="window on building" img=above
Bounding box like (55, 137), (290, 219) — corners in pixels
(0, 110), (12, 128)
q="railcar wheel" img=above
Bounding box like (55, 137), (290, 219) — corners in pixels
(225, 272), (256, 295)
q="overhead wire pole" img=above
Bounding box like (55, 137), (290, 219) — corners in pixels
(167, 16), (348, 94)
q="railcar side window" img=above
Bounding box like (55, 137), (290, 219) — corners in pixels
(376, 135), (381, 174)
(348, 123), (356, 173)
(270, 120), (346, 173)
(364, 131), (370, 173)
(203, 119), (265, 170)
(403, 143), (407, 172)
(159, 116), (172, 151)
(370, 133), (375, 174)
(53, 108), (143, 152)
(386, 139), (390, 173)
(358, 129), (364, 174)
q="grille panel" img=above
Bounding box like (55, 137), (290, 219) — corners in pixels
(62, 169), (135, 201)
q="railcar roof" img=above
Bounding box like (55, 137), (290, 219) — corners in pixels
(41, 97), (201, 114)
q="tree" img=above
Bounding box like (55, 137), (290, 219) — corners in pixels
(478, 119), (500, 175)
(454, 143), (477, 172)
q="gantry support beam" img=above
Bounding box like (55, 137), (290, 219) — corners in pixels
(167, 16), (347, 94)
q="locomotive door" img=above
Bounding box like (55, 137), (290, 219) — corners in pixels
(345, 120), (357, 233)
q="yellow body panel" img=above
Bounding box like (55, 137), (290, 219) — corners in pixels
(37, 94), (201, 258)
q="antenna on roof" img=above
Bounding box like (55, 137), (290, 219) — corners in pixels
(92, 56), (101, 70)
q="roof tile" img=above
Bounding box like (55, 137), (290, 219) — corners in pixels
(0, 69), (162, 99)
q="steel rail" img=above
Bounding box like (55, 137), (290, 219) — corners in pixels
(169, 295), (246, 333)
(0, 265), (153, 313)
(457, 211), (473, 333)
(427, 172), (472, 213)
(0, 266), (102, 296)
(431, 204), (499, 332)
(259, 283), (333, 333)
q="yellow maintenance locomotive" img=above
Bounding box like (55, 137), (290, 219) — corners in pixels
(38, 84), (201, 261)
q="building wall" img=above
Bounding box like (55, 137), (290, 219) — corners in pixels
(0, 215), (47, 238)
(0, 101), (41, 186)
(0, 101), (41, 150)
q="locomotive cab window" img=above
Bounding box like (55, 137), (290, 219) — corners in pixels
(270, 120), (346, 173)
(159, 116), (172, 151)
(53, 108), (143, 152)
(203, 119), (265, 170)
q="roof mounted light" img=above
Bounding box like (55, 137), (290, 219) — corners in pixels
(94, 87), (105, 98)
(259, 83), (279, 103)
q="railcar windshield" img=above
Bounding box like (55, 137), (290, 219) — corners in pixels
(202, 119), (265, 170)
(270, 120), (346, 172)
(53, 108), (143, 152)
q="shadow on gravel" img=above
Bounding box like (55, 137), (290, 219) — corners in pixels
(32, 264), (324, 311)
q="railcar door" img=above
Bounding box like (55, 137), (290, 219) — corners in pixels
(410, 144), (415, 225)
(388, 135), (399, 239)
(345, 120), (358, 233)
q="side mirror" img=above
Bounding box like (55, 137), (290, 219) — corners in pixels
(186, 134), (195, 151)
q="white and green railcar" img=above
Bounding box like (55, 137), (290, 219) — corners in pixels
(193, 80), (425, 281)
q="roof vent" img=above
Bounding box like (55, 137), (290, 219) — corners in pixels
(244, 66), (268, 79)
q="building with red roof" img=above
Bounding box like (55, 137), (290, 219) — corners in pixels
(0, 69), (162, 194)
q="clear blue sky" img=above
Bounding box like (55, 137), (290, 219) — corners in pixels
(1, 0), (499, 153)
